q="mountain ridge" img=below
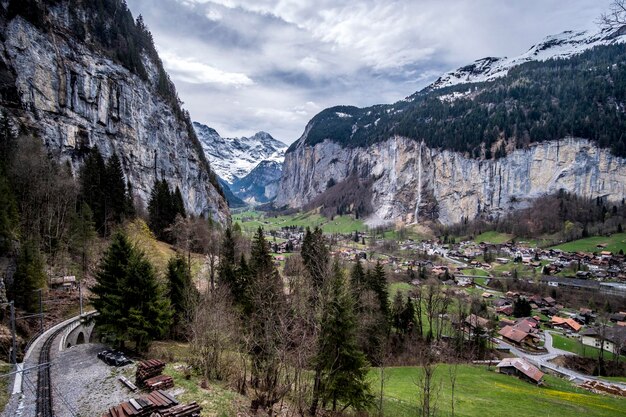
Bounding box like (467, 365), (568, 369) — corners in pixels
(277, 24), (626, 226)
(193, 121), (287, 184)
(0, 0), (229, 223)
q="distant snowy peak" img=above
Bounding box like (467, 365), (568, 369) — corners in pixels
(193, 121), (287, 184)
(427, 25), (626, 91)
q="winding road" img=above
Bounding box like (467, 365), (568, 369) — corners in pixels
(496, 331), (626, 390)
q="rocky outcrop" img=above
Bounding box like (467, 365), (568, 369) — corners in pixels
(276, 137), (626, 226)
(231, 160), (283, 204)
(0, 6), (229, 223)
(194, 121), (286, 184)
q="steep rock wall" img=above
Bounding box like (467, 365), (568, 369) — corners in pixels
(276, 137), (626, 225)
(0, 11), (229, 223)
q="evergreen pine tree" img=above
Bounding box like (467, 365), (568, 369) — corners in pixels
(122, 249), (172, 351)
(301, 226), (329, 290)
(312, 260), (373, 412)
(124, 180), (136, 218)
(370, 261), (390, 318)
(350, 258), (366, 291)
(92, 232), (171, 350)
(247, 227), (286, 410)
(105, 152), (127, 226)
(70, 203), (96, 276)
(391, 290), (405, 332)
(400, 296), (416, 334)
(218, 227), (238, 292)
(91, 232), (133, 346)
(173, 186), (186, 218)
(167, 255), (195, 326)
(148, 179), (175, 241)
(79, 147), (106, 234)
(11, 240), (46, 311)
(0, 174), (18, 252)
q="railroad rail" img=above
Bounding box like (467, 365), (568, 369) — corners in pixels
(36, 323), (66, 417)
(33, 312), (96, 417)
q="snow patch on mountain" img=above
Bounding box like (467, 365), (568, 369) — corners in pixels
(193, 121), (287, 184)
(428, 26), (626, 91)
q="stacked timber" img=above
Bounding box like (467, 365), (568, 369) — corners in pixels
(101, 390), (178, 417)
(135, 359), (166, 387)
(144, 374), (174, 391)
(158, 402), (202, 417)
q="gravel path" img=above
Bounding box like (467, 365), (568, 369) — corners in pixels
(50, 343), (136, 417)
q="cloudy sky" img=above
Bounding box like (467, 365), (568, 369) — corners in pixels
(127, 0), (612, 144)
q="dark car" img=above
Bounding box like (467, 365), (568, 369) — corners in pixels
(97, 349), (113, 360)
(98, 349), (132, 366)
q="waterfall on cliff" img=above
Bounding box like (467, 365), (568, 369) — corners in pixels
(414, 140), (424, 223)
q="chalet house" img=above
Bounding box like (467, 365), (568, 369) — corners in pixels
(610, 312), (626, 323)
(493, 299), (510, 308)
(543, 297), (556, 306)
(497, 306), (514, 316)
(514, 318), (539, 333)
(464, 314), (490, 332)
(496, 358), (544, 384)
(499, 325), (539, 347)
(49, 275), (76, 290)
(580, 327), (626, 355)
(550, 316), (582, 333)
(499, 318), (516, 328)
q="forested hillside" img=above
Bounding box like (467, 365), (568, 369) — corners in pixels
(295, 42), (626, 158)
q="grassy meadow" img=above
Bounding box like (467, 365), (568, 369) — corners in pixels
(550, 233), (626, 254)
(369, 365), (625, 417)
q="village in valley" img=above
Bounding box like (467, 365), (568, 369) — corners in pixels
(237, 209), (626, 394)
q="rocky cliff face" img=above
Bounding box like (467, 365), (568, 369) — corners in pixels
(0, 4), (229, 223)
(231, 160), (283, 204)
(194, 121), (286, 184)
(277, 137), (626, 226)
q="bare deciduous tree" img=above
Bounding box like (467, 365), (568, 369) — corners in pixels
(190, 286), (240, 381)
(600, 0), (626, 30)
(414, 344), (440, 417)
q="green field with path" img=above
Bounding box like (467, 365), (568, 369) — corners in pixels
(550, 233), (626, 254)
(369, 364), (625, 417)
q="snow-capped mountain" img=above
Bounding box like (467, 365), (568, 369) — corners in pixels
(193, 122), (287, 184)
(231, 160), (283, 205)
(427, 26), (626, 91)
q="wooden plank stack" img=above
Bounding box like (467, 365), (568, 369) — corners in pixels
(143, 374), (174, 391)
(135, 359), (166, 387)
(101, 390), (179, 417)
(158, 402), (202, 417)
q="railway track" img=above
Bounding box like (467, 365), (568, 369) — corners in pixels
(35, 324), (66, 417)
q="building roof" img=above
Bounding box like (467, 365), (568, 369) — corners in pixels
(550, 316), (582, 332)
(513, 320), (535, 334)
(499, 326), (530, 343)
(581, 326), (626, 344)
(465, 314), (490, 329)
(497, 358), (544, 383)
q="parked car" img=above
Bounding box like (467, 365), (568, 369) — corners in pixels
(97, 349), (132, 366)
(97, 349), (113, 360)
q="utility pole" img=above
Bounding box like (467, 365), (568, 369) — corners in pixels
(10, 301), (16, 366)
(79, 282), (83, 316)
(38, 288), (44, 332)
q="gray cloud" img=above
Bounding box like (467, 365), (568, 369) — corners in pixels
(127, 0), (612, 143)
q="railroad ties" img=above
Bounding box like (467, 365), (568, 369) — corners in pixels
(101, 389), (201, 417)
(36, 325), (67, 417)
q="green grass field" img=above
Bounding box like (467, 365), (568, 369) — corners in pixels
(551, 333), (624, 361)
(232, 210), (366, 234)
(369, 365), (625, 417)
(550, 233), (626, 254)
(389, 282), (414, 300)
(474, 231), (514, 244)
